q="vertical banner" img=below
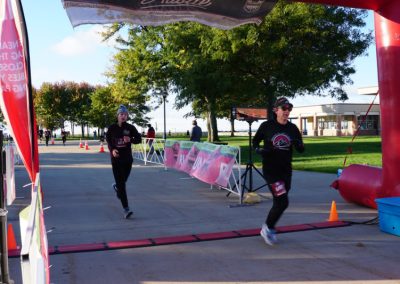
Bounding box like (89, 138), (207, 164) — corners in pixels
(175, 141), (194, 170)
(164, 140), (180, 168)
(0, 0), (38, 182)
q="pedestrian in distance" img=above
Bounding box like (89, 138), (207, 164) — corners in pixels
(106, 105), (142, 219)
(190, 120), (202, 142)
(44, 129), (51, 146)
(38, 129), (43, 141)
(253, 97), (305, 246)
(61, 129), (67, 146)
(146, 124), (156, 154)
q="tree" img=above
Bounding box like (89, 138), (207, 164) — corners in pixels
(105, 2), (371, 140)
(34, 81), (95, 137)
(86, 85), (116, 133)
(34, 82), (67, 131)
(200, 2), (372, 117)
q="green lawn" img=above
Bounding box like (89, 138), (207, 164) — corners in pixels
(199, 135), (382, 174)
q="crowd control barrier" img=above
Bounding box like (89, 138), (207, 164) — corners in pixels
(132, 139), (243, 204)
(164, 140), (243, 204)
(132, 138), (166, 166)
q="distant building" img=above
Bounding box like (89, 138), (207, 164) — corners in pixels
(289, 103), (380, 136)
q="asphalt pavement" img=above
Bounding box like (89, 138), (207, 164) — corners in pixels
(6, 139), (400, 284)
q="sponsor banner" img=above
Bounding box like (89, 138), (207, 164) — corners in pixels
(190, 142), (220, 183)
(174, 141), (195, 170)
(191, 144), (238, 187)
(180, 142), (202, 174)
(164, 140), (180, 168)
(213, 145), (239, 187)
(5, 144), (16, 205)
(62, 0), (277, 30)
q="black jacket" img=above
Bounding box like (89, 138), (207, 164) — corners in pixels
(106, 122), (141, 163)
(253, 119), (304, 175)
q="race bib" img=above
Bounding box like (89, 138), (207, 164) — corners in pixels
(270, 181), (287, 197)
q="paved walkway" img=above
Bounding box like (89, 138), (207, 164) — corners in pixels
(7, 140), (400, 283)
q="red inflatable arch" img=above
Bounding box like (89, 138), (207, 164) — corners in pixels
(296, 0), (400, 208)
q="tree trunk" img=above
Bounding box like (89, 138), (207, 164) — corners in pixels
(230, 118), (235, 137)
(267, 95), (275, 121)
(206, 99), (219, 142)
(81, 124), (85, 138)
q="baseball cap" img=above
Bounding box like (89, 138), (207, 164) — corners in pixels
(117, 105), (129, 115)
(274, 97), (293, 109)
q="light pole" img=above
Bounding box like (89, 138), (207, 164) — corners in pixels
(162, 91), (167, 140)
(155, 88), (168, 140)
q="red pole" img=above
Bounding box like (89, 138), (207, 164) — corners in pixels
(374, 3), (400, 198)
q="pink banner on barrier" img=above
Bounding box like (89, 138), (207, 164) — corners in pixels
(164, 140), (180, 168)
(190, 143), (220, 184)
(213, 147), (239, 187)
(174, 141), (194, 170)
(180, 143), (201, 174)
(191, 144), (238, 187)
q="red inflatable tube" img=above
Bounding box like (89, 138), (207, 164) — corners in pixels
(331, 164), (382, 209)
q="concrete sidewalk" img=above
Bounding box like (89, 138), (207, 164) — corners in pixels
(7, 140), (400, 283)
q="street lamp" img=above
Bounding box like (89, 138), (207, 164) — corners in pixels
(155, 89), (168, 140)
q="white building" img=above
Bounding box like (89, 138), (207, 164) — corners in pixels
(290, 103), (380, 136)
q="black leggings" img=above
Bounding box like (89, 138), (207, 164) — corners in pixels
(263, 168), (292, 229)
(266, 193), (289, 229)
(112, 160), (133, 209)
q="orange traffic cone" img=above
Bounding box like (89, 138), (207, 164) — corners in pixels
(79, 139), (83, 148)
(328, 200), (339, 222)
(99, 142), (105, 153)
(85, 141), (89, 150)
(7, 223), (18, 251)
(51, 138), (55, 145)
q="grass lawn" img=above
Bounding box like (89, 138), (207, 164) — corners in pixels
(199, 135), (382, 174)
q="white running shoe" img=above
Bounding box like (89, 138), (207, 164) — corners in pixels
(112, 183), (120, 199)
(260, 224), (277, 246)
(124, 208), (133, 219)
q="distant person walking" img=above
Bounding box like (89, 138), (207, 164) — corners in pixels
(146, 124), (156, 154)
(106, 105), (142, 219)
(253, 97), (305, 246)
(61, 129), (67, 146)
(190, 120), (202, 142)
(38, 129), (43, 141)
(44, 129), (51, 146)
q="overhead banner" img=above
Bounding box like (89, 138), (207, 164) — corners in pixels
(0, 0), (39, 182)
(62, 0), (277, 30)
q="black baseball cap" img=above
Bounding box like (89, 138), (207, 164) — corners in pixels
(274, 97), (293, 108)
